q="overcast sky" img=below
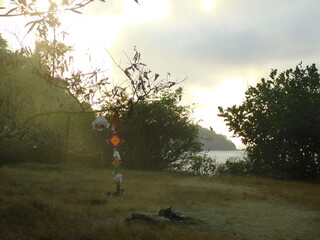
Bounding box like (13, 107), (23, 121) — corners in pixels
(2, 0), (320, 148)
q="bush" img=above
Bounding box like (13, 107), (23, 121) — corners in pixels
(171, 153), (216, 175)
(216, 157), (249, 176)
(0, 139), (65, 165)
(219, 64), (320, 180)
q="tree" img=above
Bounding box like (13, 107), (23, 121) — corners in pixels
(118, 88), (202, 171)
(0, 34), (98, 163)
(1, 0), (181, 118)
(0, 1), (183, 162)
(0, 34), (7, 49)
(218, 64), (320, 180)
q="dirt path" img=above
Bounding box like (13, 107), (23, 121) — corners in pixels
(176, 178), (320, 240)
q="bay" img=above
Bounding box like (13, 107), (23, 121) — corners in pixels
(206, 150), (246, 164)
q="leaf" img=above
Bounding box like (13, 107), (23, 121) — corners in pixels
(154, 73), (159, 81)
(64, 60), (68, 72)
(124, 69), (131, 78)
(132, 63), (138, 70)
(5, 7), (18, 15)
(25, 20), (36, 27)
(70, 9), (82, 14)
(143, 72), (149, 80)
(27, 22), (37, 34)
(168, 82), (175, 87)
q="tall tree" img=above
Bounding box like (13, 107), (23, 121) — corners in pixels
(219, 64), (320, 180)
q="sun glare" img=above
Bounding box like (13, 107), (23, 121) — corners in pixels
(2, 0), (171, 80)
(202, 0), (216, 10)
(123, 0), (170, 23)
(56, 0), (171, 73)
(30, 0), (63, 11)
(0, 0), (8, 9)
(34, 0), (50, 10)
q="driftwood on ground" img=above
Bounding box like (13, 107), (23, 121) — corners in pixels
(125, 207), (202, 225)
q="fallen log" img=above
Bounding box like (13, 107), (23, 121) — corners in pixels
(125, 207), (200, 225)
(159, 206), (192, 221)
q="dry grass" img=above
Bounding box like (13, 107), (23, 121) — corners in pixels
(1, 162), (319, 240)
(0, 163), (225, 240)
(201, 175), (320, 210)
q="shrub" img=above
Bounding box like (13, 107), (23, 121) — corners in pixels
(171, 153), (216, 175)
(216, 157), (249, 176)
(219, 64), (320, 180)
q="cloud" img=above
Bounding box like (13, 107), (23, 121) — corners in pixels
(3, 0), (319, 148)
(99, 0), (320, 147)
(83, 0), (127, 16)
(107, 0), (320, 91)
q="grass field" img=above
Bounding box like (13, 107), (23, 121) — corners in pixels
(1, 161), (319, 240)
(200, 174), (320, 211)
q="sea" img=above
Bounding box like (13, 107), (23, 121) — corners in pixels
(205, 150), (246, 164)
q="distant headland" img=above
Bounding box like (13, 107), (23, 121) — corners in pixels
(197, 125), (237, 151)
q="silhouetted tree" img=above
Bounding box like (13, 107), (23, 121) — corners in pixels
(0, 1), (184, 163)
(219, 64), (320, 180)
(118, 88), (202, 170)
(0, 34), (97, 163)
(1, 0), (181, 123)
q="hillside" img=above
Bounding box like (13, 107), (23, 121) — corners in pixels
(197, 125), (237, 151)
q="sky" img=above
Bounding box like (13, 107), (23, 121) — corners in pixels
(1, 0), (320, 149)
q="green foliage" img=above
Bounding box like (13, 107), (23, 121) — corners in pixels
(119, 88), (202, 171)
(219, 64), (320, 180)
(0, 33), (8, 49)
(0, 35), (97, 164)
(172, 153), (217, 176)
(2, 0), (164, 114)
(216, 157), (249, 176)
(1, 2), (186, 165)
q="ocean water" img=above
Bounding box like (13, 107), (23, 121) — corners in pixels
(206, 150), (246, 164)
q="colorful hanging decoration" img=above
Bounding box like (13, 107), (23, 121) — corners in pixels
(113, 151), (121, 160)
(111, 111), (119, 131)
(107, 111), (124, 196)
(92, 112), (124, 196)
(111, 159), (121, 167)
(107, 131), (125, 149)
(113, 173), (123, 182)
(92, 116), (110, 131)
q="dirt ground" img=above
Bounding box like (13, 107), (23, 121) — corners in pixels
(175, 178), (320, 240)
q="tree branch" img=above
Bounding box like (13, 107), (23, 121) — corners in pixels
(23, 106), (127, 126)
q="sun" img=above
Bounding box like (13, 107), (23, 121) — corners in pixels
(202, 0), (216, 10)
